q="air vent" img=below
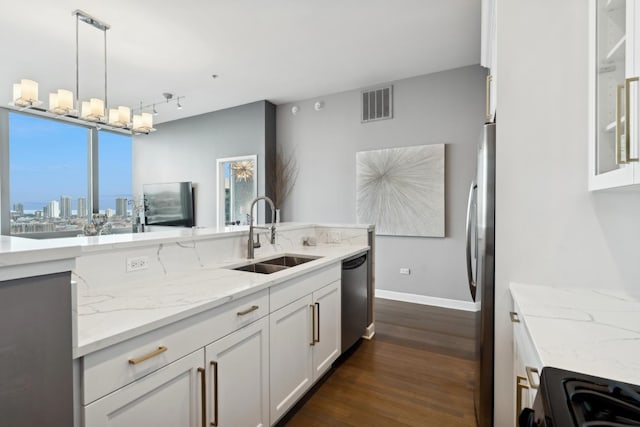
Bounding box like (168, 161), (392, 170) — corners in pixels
(361, 85), (393, 123)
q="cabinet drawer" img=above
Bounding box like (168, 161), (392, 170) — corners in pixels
(269, 263), (340, 312)
(82, 289), (268, 405)
(511, 298), (543, 405)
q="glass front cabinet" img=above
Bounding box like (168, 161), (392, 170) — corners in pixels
(589, 0), (640, 190)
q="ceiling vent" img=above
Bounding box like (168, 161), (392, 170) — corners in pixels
(361, 85), (393, 123)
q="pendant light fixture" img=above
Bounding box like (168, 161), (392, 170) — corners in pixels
(7, 9), (160, 135)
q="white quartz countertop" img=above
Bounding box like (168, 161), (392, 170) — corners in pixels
(75, 244), (369, 358)
(0, 235), (80, 266)
(510, 282), (640, 385)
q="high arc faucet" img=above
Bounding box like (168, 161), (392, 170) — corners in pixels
(248, 196), (276, 259)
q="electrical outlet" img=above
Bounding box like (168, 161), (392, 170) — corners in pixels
(328, 231), (341, 243)
(126, 256), (149, 272)
(399, 268), (411, 275)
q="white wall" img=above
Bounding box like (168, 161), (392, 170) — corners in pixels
(133, 101), (274, 228)
(277, 65), (486, 302)
(495, 1), (640, 425)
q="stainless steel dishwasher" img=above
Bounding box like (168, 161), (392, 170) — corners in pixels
(341, 251), (368, 352)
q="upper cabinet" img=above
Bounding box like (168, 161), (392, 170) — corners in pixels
(589, 0), (640, 190)
(481, 0), (497, 123)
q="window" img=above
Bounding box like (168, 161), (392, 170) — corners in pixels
(98, 130), (132, 228)
(9, 113), (89, 235)
(6, 112), (133, 236)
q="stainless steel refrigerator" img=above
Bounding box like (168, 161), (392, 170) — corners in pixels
(466, 122), (495, 427)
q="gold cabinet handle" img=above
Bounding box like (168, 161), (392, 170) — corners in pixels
(485, 74), (493, 121)
(128, 346), (167, 365)
(617, 83), (626, 164)
(525, 366), (540, 389)
(198, 367), (206, 427)
(516, 376), (529, 425)
(625, 76), (639, 162)
(509, 311), (520, 323)
(309, 304), (316, 346)
(210, 361), (219, 426)
(236, 305), (259, 316)
(314, 302), (320, 343)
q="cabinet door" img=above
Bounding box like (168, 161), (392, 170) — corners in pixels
(84, 349), (204, 427)
(205, 316), (269, 427)
(589, 0), (638, 189)
(270, 294), (314, 425)
(511, 308), (542, 424)
(513, 328), (531, 425)
(481, 0), (497, 122)
(311, 280), (341, 381)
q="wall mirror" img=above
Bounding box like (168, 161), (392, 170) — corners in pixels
(216, 155), (258, 228)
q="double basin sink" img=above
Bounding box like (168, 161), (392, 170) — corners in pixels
(230, 255), (321, 274)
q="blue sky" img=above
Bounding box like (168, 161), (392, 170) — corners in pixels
(9, 113), (132, 211)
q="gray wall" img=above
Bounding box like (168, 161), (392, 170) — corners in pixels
(494, 1), (640, 425)
(133, 101), (275, 227)
(277, 65), (486, 301)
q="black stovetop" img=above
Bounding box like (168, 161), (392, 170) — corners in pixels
(534, 367), (640, 427)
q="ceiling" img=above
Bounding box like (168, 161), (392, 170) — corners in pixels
(0, 0), (481, 124)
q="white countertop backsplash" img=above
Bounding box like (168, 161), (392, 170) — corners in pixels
(510, 282), (640, 385)
(0, 223), (372, 358)
(75, 244), (368, 358)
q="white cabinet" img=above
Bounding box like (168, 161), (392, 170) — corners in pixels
(269, 279), (341, 425)
(589, 0), (640, 190)
(82, 290), (269, 427)
(81, 261), (344, 427)
(84, 349), (204, 427)
(310, 280), (341, 379)
(481, 0), (497, 122)
(510, 306), (542, 426)
(205, 316), (269, 427)
(269, 294), (314, 424)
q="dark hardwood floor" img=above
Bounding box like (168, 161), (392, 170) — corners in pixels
(281, 298), (478, 427)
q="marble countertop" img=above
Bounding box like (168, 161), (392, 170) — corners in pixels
(36, 222), (374, 254)
(75, 243), (369, 358)
(510, 282), (640, 385)
(0, 235), (80, 266)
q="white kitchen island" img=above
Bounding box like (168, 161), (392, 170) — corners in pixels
(63, 222), (372, 427)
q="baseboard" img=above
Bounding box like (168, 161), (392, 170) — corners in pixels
(375, 289), (480, 312)
(362, 323), (375, 340)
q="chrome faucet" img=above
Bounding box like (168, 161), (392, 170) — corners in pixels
(248, 196), (276, 259)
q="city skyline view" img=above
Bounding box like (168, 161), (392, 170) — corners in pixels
(9, 113), (132, 213)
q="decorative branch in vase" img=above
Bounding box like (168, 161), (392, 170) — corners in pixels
(269, 149), (298, 223)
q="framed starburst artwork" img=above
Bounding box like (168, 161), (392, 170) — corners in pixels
(356, 144), (445, 237)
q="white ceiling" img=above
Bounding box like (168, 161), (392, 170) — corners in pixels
(0, 0), (481, 124)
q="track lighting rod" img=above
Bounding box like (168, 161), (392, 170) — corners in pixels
(133, 95), (186, 113)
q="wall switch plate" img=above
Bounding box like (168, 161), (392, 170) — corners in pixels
(328, 231), (341, 243)
(126, 256), (149, 272)
(399, 268), (411, 275)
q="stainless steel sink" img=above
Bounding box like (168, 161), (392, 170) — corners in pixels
(233, 263), (288, 274)
(230, 254), (321, 274)
(260, 255), (320, 267)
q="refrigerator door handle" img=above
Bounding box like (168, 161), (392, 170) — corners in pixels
(466, 181), (478, 301)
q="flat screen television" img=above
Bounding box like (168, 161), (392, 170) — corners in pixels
(143, 181), (195, 227)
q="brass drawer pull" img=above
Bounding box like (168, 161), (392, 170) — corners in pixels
(625, 76), (639, 162)
(509, 311), (520, 323)
(128, 346), (168, 365)
(309, 304), (316, 346)
(314, 302), (320, 343)
(198, 367), (206, 427)
(526, 366), (540, 389)
(236, 305), (259, 316)
(211, 361), (219, 426)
